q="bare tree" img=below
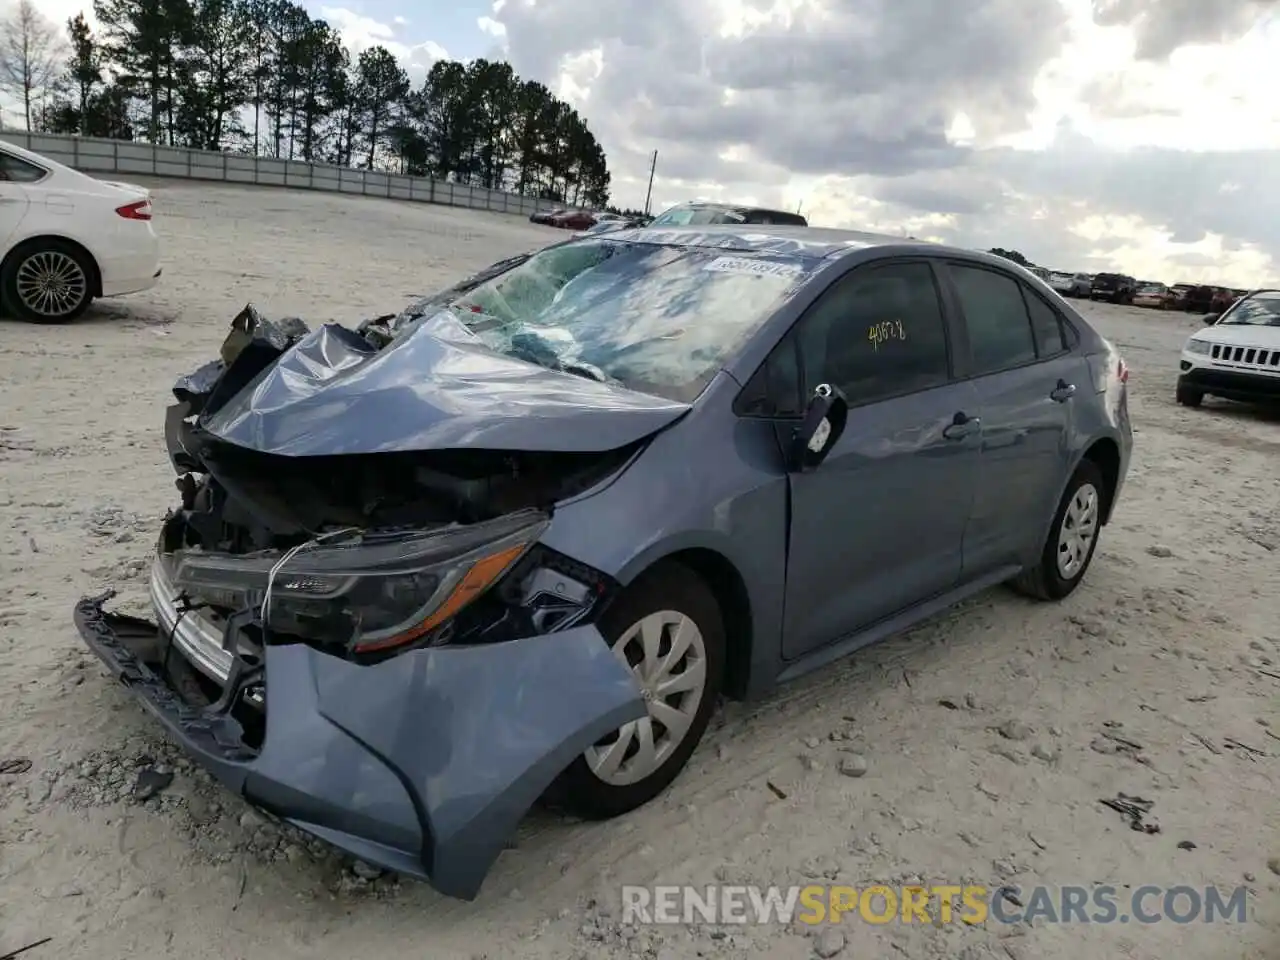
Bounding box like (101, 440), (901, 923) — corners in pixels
(0, 0), (65, 129)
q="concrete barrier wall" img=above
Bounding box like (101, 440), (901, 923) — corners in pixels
(1, 132), (582, 219)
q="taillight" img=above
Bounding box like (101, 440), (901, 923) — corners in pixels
(116, 199), (152, 220)
(1117, 358), (1129, 383)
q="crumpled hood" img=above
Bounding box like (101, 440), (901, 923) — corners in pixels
(199, 318), (691, 457)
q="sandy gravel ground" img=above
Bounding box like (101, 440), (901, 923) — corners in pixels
(0, 180), (1277, 960)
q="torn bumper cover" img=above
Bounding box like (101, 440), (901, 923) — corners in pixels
(71, 302), (664, 899)
(74, 592), (646, 899)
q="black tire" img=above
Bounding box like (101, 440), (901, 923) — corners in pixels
(1010, 459), (1107, 602)
(1176, 384), (1204, 407)
(548, 562), (725, 820)
(1, 238), (96, 323)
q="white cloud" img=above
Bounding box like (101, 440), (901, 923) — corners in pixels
(485, 0), (1280, 284)
(319, 6), (447, 84)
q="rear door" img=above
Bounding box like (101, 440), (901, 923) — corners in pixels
(775, 258), (982, 659)
(0, 150), (39, 248)
(940, 261), (1087, 575)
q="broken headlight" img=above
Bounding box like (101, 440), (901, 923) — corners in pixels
(170, 509), (549, 654)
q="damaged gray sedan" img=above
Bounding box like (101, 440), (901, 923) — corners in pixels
(74, 225), (1133, 899)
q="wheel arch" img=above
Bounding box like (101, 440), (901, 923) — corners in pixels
(615, 541), (756, 702)
(1079, 436), (1121, 524)
(2, 234), (104, 298)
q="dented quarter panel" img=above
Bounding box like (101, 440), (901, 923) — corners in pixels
(199, 321), (691, 457)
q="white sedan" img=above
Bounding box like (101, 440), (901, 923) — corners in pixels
(0, 139), (161, 323)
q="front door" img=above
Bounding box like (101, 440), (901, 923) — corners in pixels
(778, 259), (981, 660)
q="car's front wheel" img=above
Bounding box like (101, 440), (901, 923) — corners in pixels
(2, 239), (96, 323)
(1010, 460), (1106, 601)
(1176, 383), (1204, 407)
(551, 563), (725, 819)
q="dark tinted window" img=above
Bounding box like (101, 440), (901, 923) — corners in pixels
(738, 341), (803, 416)
(0, 152), (46, 182)
(791, 261), (950, 405)
(742, 210), (807, 226)
(949, 264), (1037, 374)
(1025, 288), (1067, 356)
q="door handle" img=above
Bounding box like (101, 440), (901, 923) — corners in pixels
(1050, 379), (1076, 403)
(942, 412), (980, 440)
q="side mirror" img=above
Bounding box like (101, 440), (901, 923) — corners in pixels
(1203, 313), (1220, 325)
(789, 383), (848, 472)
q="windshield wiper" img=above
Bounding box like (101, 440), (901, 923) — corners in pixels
(561, 361), (608, 383)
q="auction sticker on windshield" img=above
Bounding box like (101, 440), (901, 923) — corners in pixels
(703, 256), (804, 278)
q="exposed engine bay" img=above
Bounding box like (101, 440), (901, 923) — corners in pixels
(156, 302), (637, 680)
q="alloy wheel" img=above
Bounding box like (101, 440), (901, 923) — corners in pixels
(1056, 481), (1099, 579)
(585, 610), (707, 787)
(15, 250), (88, 319)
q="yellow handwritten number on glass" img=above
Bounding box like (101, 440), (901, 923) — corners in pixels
(867, 318), (906, 351)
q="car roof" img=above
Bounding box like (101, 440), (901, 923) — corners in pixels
(597, 223), (961, 261)
(665, 200), (802, 215)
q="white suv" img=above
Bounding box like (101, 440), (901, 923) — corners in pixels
(1177, 289), (1280, 407)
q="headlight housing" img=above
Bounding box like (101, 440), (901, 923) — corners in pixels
(1185, 338), (1211, 355)
(169, 509), (549, 654)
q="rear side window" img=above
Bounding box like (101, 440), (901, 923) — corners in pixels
(0, 152), (46, 182)
(743, 211), (807, 226)
(948, 264), (1037, 374)
(1024, 288), (1068, 356)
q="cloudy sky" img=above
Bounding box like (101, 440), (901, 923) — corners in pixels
(25, 0), (1280, 284)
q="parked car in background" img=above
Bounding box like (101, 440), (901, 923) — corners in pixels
(649, 201), (809, 227)
(1049, 272), (1091, 297)
(1090, 273), (1136, 304)
(73, 225), (1131, 902)
(1169, 283), (1195, 310)
(529, 207), (567, 225)
(573, 217), (646, 239)
(1132, 283), (1174, 309)
(1212, 287), (1240, 313)
(544, 209), (601, 231)
(0, 139), (162, 323)
(1183, 285), (1216, 313)
(1177, 288), (1280, 407)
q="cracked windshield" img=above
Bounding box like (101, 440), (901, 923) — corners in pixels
(435, 240), (814, 402)
(1219, 292), (1280, 326)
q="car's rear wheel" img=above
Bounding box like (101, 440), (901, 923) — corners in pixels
(1010, 460), (1106, 602)
(2, 239), (95, 323)
(1176, 384), (1204, 407)
(550, 563), (725, 819)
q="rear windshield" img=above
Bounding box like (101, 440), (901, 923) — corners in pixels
(416, 239), (817, 402)
(650, 205), (740, 226)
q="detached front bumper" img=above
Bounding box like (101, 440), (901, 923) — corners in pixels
(73, 592), (646, 900)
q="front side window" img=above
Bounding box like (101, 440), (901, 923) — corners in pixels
(408, 239), (815, 402)
(948, 263), (1038, 374)
(787, 261), (952, 406)
(0, 152), (46, 182)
